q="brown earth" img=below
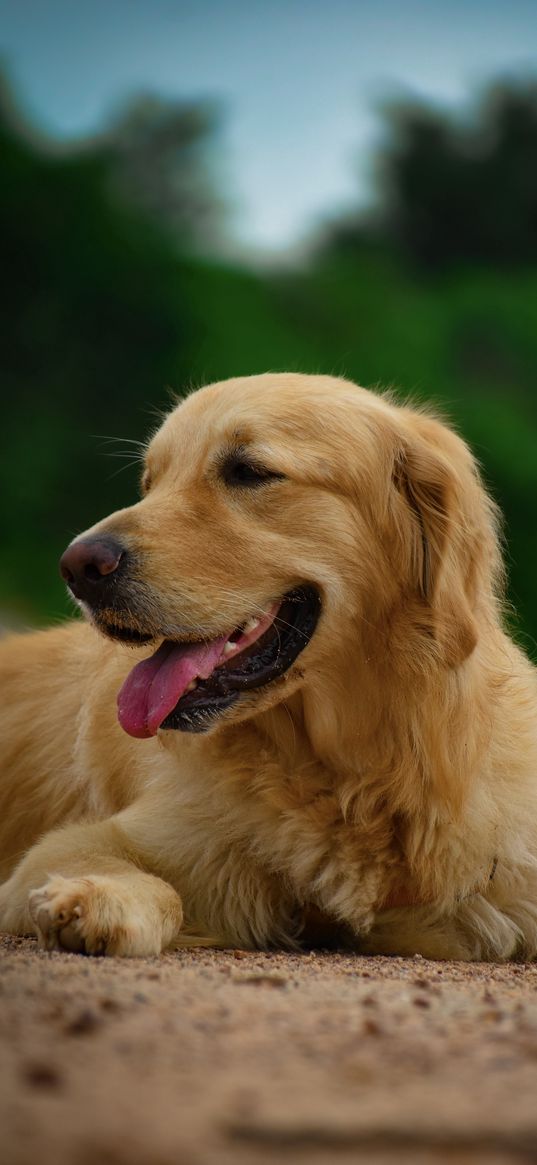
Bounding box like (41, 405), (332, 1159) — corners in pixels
(2, 935), (537, 1165)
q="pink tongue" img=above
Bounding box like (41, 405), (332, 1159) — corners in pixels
(117, 636), (229, 739)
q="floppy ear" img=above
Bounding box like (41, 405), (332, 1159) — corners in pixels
(391, 426), (482, 667)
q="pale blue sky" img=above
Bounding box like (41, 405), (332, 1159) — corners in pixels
(1, 0), (536, 251)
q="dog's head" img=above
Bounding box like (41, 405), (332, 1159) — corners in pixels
(60, 374), (502, 738)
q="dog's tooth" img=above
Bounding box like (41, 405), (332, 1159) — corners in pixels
(185, 680), (197, 692)
(243, 617), (260, 634)
(223, 641), (236, 656)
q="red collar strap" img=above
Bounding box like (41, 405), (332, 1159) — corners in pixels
(379, 856), (499, 912)
(299, 859), (499, 948)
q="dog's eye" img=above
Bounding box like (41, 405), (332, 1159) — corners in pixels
(222, 455), (285, 489)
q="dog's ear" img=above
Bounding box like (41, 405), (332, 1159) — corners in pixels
(390, 420), (492, 667)
(392, 436), (453, 606)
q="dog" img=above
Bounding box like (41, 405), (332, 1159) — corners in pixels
(1, 372), (536, 960)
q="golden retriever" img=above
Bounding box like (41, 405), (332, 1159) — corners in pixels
(1, 372), (536, 960)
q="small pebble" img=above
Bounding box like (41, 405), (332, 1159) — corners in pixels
(22, 1062), (63, 1089)
(65, 1008), (101, 1036)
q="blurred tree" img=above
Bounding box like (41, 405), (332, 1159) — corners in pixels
(103, 93), (226, 251)
(0, 72), (213, 619)
(324, 81), (537, 271)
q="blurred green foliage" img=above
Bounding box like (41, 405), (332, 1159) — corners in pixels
(1, 76), (536, 656)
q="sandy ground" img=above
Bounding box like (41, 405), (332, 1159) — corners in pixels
(2, 936), (537, 1165)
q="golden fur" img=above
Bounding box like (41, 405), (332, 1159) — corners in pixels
(1, 372), (537, 959)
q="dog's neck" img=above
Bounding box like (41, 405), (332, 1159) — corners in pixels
(251, 636), (488, 827)
(192, 639), (498, 924)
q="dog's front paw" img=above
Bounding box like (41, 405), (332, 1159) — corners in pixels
(28, 873), (182, 957)
(30, 875), (108, 954)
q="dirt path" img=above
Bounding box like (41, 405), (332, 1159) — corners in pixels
(2, 935), (537, 1165)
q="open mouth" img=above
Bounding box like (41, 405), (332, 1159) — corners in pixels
(116, 586), (321, 737)
(97, 623), (154, 645)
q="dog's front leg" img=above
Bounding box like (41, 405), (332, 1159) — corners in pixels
(0, 819), (183, 956)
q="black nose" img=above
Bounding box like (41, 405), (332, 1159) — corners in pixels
(60, 536), (126, 602)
